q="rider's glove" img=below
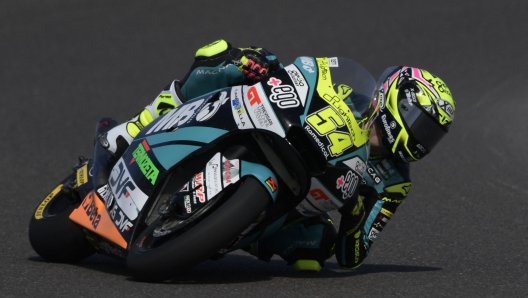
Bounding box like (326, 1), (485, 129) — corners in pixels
(237, 47), (281, 81)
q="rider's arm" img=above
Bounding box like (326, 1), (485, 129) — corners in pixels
(335, 158), (411, 269)
(101, 80), (185, 156)
(179, 39), (281, 100)
(100, 39), (281, 156)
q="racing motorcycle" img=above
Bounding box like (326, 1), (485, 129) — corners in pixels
(29, 57), (379, 282)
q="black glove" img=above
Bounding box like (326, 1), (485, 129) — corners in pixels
(237, 47), (281, 81)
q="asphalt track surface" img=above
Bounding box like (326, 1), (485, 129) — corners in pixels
(2, 1), (527, 297)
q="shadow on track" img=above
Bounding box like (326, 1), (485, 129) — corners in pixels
(28, 253), (441, 284)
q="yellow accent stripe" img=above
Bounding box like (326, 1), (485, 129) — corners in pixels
(139, 109), (154, 127)
(126, 122), (141, 138)
(380, 208), (393, 218)
(35, 184), (63, 219)
(315, 58), (369, 147)
(195, 39), (229, 58)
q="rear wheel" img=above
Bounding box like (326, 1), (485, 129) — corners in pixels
(127, 176), (271, 282)
(29, 174), (95, 262)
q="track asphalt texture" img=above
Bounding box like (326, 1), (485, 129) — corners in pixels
(1, 1), (527, 297)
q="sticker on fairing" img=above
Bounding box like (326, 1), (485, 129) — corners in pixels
(230, 86), (254, 130)
(243, 84), (285, 137)
(145, 97), (207, 135)
(192, 172), (206, 203)
(295, 178), (343, 216)
(222, 156), (240, 187)
(205, 153), (223, 199)
(196, 91), (230, 122)
(284, 64), (308, 107)
(76, 164), (88, 186)
(108, 159), (149, 220)
(341, 156), (367, 177)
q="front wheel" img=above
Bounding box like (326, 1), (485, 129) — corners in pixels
(127, 176), (271, 282)
(28, 174), (95, 263)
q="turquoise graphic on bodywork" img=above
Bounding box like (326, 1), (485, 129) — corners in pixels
(295, 56), (317, 125)
(134, 126), (228, 170)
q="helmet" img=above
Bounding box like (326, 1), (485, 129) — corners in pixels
(375, 66), (455, 162)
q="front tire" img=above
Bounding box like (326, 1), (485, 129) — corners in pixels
(29, 174), (95, 263)
(127, 176), (271, 282)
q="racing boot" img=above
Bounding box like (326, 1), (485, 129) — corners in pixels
(256, 212), (337, 272)
(336, 186), (401, 269)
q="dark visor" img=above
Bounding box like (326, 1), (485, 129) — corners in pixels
(398, 100), (447, 151)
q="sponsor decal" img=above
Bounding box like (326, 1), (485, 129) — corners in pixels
(368, 227), (380, 241)
(81, 192), (102, 229)
(76, 164), (88, 187)
(222, 156), (240, 187)
(305, 106), (353, 157)
(265, 177), (277, 193)
(130, 140), (159, 185)
(416, 143), (427, 154)
(328, 57), (339, 67)
(382, 197), (403, 204)
(184, 196), (192, 214)
(306, 178), (343, 211)
(243, 84), (285, 137)
(205, 153), (223, 199)
(341, 156), (367, 177)
(196, 65), (228, 75)
(336, 171), (359, 200)
(284, 65), (308, 106)
(310, 189), (329, 201)
(380, 208), (393, 218)
(108, 159), (149, 220)
(267, 77), (300, 108)
(230, 87), (254, 129)
(247, 85), (262, 106)
(354, 230), (361, 263)
(109, 203), (134, 232)
(146, 97), (206, 135)
(380, 114), (395, 144)
(300, 57), (316, 74)
(34, 184), (62, 219)
(96, 184), (113, 206)
(192, 172), (206, 203)
(438, 98), (454, 118)
(196, 91), (230, 122)
(367, 166), (382, 184)
(304, 125), (330, 159)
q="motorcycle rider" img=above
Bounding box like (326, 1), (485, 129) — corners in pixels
(286, 65), (456, 270)
(93, 39), (456, 272)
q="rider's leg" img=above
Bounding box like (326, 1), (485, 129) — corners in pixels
(249, 212), (337, 272)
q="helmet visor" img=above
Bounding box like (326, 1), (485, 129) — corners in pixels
(398, 100), (447, 151)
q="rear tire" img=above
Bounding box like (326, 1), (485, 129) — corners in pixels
(127, 176), (271, 282)
(29, 174), (95, 263)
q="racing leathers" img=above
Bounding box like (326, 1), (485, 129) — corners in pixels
(334, 154), (411, 269)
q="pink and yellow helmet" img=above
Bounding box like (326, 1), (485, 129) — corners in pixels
(375, 66), (455, 162)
